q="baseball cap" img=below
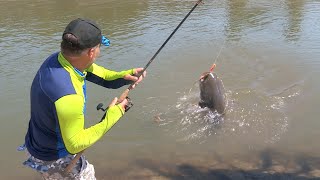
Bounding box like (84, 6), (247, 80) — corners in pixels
(63, 18), (110, 49)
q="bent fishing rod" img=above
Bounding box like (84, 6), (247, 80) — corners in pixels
(65, 0), (203, 173)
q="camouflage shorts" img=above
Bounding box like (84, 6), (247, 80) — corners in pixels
(19, 144), (96, 180)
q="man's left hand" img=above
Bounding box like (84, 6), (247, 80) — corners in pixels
(124, 68), (146, 88)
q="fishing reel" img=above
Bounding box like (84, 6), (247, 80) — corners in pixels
(96, 96), (133, 112)
(124, 97), (133, 112)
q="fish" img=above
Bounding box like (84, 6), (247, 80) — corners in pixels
(198, 64), (226, 114)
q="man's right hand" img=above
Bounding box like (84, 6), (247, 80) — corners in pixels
(109, 97), (128, 112)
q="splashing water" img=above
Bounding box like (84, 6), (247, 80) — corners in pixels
(156, 82), (300, 146)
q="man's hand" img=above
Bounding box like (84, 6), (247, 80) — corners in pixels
(109, 97), (128, 111)
(123, 68), (147, 89)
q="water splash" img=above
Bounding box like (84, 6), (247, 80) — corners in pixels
(156, 82), (300, 146)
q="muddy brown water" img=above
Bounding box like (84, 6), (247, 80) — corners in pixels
(1, 0), (319, 179)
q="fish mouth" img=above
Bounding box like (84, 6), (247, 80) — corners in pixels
(199, 72), (211, 81)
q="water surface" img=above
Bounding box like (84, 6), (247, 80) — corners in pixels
(1, 0), (320, 179)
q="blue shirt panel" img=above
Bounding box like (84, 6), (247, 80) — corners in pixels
(25, 52), (76, 161)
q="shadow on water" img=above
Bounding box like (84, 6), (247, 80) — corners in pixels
(258, 149), (320, 175)
(131, 150), (320, 180)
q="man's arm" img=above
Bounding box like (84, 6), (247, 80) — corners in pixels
(54, 94), (124, 154)
(86, 63), (134, 89)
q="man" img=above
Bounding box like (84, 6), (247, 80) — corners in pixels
(20, 18), (146, 179)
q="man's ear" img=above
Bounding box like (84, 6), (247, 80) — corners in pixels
(88, 48), (95, 59)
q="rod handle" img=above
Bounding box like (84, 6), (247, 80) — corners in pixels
(65, 151), (84, 173)
(118, 88), (130, 103)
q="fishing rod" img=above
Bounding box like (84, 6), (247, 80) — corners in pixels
(117, 0), (203, 103)
(65, 0), (203, 173)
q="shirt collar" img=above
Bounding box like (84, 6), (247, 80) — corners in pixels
(58, 52), (87, 78)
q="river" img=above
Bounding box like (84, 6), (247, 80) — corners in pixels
(0, 0), (319, 179)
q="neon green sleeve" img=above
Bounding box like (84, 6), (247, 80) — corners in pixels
(86, 63), (135, 80)
(55, 94), (125, 154)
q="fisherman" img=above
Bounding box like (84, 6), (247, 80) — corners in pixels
(19, 18), (146, 179)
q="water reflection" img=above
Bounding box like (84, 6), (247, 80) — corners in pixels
(225, 0), (306, 42)
(225, 0), (247, 41)
(0, 0), (149, 34)
(225, 0), (271, 42)
(284, 0), (305, 41)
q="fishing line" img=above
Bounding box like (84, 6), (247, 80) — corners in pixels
(213, 38), (226, 66)
(188, 39), (227, 95)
